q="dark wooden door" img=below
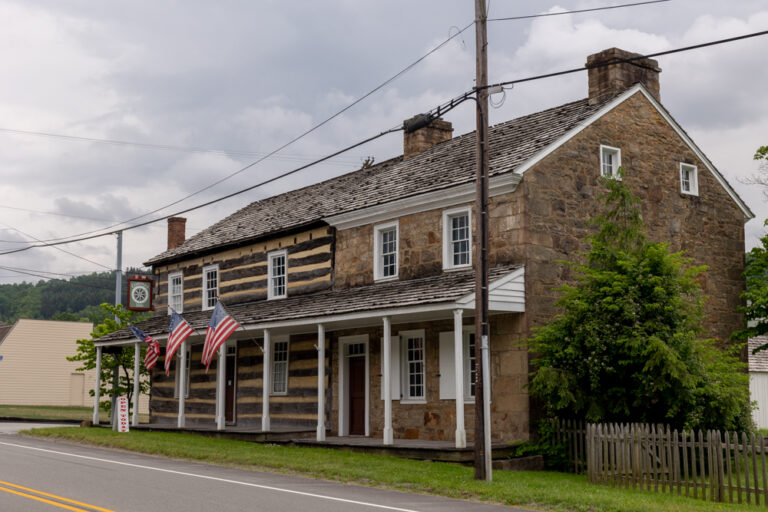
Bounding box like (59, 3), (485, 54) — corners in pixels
(225, 351), (237, 424)
(348, 357), (365, 435)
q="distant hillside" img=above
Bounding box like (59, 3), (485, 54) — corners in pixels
(0, 269), (149, 324)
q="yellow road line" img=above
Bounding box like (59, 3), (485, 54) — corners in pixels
(0, 480), (114, 512)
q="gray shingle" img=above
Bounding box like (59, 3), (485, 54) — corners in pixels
(96, 266), (518, 343)
(146, 98), (604, 265)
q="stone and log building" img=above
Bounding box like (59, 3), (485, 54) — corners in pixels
(95, 48), (753, 446)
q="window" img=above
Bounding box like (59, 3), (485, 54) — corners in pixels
(271, 339), (289, 395)
(400, 330), (425, 401)
(173, 346), (191, 399)
(268, 250), (287, 299)
(168, 271), (183, 314)
(202, 264), (218, 310)
(374, 221), (398, 281)
(442, 208), (472, 270)
(680, 163), (698, 195)
(600, 145), (621, 179)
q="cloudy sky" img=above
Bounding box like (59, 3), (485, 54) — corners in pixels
(0, 0), (767, 285)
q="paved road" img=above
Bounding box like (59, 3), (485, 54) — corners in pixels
(0, 427), (531, 512)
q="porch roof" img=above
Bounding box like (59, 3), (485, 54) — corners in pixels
(96, 265), (523, 345)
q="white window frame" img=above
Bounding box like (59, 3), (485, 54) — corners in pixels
(400, 329), (426, 403)
(270, 337), (289, 396)
(173, 345), (191, 399)
(438, 327), (475, 403)
(442, 207), (472, 271)
(168, 271), (184, 314)
(679, 163), (698, 196)
(600, 145), (622, 180)
(373, 220), (399, 281)
(267, 250), (288, 299)
(202, 264), (219, 311)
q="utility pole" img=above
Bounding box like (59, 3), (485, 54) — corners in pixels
(473, 0), (492, 481)
(111, 230), (123, 429)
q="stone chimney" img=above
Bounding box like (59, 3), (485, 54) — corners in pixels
(403, 116), (453, 159)
(167, 217), (186, 250)
(586, 48), (661, 105)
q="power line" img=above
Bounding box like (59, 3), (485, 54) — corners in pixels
(0, 126), (404, 256)
(19, 20), (476, 247)
(3, 28), (765, 259)
(482, 29), (768, 91)
(0, 126), (360, 164)
(0, 203), (111, 223)
(0, 266), (116, 291)
(0, 222), (113, 269)
(488, 0), (670, 22)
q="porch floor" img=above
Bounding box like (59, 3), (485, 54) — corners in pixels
(128, 423), (515, 462)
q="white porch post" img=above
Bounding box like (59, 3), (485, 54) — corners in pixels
(453, 309), (466, 448)
(177, 341), (187, 428)
(111, 366), (119, 431)
(261, 329), (271, 432)
(316, 323), (326, 441)
(93, 345), (102, 425)
(132, 342), (141, 427)
(216, 344), (226, 430)
(382, 316), (393, 445)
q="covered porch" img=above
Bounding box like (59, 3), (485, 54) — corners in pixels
(94, 265), (526, 449)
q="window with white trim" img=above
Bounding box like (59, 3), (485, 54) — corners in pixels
(268, 250), (287, 299)
(400, 330), (425, 401)
(600, 145), (621, 179)
(173, 346), (191, 399)
(202, 264), (218, 310)
(271, 339), (289, 395)
(168, 271), (183, 314)
(442, 208), (471, 270)
(374, 221), (398, 281)
(680, 163), (698, 196)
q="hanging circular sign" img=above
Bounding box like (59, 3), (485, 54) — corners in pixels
(127, 276), (153, 311)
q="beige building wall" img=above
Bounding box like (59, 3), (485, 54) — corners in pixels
(0, 319), (96, 407)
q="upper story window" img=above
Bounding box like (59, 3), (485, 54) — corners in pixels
(168, 271), (183, 314)
(400, 329), (426, 402)
(442, 207), (472, 270)
(268, 250), (287, 299)
(680, 163), (698, 196)
(374, 221), (398, 281)
(271, 338), (289, 395)
(202, 264), (218, 311)
(600, 145), (621, 179)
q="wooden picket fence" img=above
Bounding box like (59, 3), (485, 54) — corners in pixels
(552, 419), (587, 474)
(587, 423), (768, 505)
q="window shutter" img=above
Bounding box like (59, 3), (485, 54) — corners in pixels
(439, 332), (456, 400)
(380, 336), (401, 400)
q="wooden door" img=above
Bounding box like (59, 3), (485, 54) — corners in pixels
(348, 357), (365, 435)
(225, 347), (237, 424)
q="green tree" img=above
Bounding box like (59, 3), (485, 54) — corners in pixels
(68, 303), (151, 414)
(529, 169), (752, 431)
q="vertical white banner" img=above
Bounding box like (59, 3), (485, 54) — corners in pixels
(117, 396), (130, 433)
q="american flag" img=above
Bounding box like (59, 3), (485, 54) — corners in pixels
(129, 324), (160, 371)
(166, 310), (195, 376)
(201, 301), (240, 373)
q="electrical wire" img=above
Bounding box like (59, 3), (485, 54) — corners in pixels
(0, 126), (404, 256)
(20, 20), (477, 247)
(488, 0), (670, 22)
(0, 222), (113, 269)
(480, 29), (768, 91)
(3, 28), (766, 259)
(0, 266), (116, 291)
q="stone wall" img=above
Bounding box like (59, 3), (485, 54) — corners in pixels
(328, 314), (528, 443)
(518, 90), (746, 343)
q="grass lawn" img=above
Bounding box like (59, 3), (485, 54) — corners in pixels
(23, 427), (766, 512)
(0, 405), (148, 423)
